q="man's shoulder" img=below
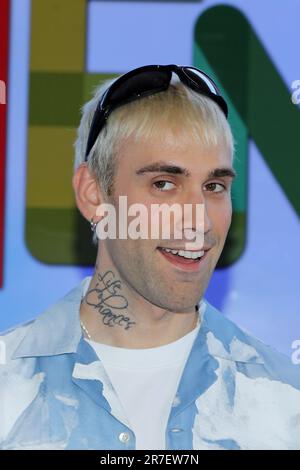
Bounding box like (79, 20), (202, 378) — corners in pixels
(203, 300), (300, 389)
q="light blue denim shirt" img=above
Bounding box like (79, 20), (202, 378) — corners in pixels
(0, 277), (300, 450)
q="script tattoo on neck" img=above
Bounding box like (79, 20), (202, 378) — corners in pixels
(83, 270), (136, 330)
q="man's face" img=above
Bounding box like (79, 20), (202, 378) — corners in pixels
(102, 130), (235, 313)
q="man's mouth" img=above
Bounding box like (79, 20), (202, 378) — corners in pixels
(157, 247), (209, 271)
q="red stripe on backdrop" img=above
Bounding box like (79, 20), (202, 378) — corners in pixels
(0, 0), (9, 287)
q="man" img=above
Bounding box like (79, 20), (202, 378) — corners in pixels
(0, 65), (299, 450)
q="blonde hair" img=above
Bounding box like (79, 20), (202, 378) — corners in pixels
(74, 76), (234, 194)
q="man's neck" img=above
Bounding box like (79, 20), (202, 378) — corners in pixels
(80, 264), (200, 349)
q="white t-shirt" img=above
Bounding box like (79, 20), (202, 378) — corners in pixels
(85, 308), (204, 450)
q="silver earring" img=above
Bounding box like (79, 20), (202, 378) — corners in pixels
(90, 216), (98, 232)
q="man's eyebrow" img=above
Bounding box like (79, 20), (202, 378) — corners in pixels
(207, 167), (237, 179)
(136, 162), (190, 177)
(136, 162), (236, 180)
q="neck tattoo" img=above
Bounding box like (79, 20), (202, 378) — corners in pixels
(80, 271), (201, 340)
(81, 270), (136, 332)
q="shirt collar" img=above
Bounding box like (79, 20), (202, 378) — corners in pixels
(12, 277), (91, 359)
(199, 303), (265, 364)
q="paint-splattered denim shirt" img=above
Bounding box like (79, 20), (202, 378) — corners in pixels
(0, 277), (300, 450)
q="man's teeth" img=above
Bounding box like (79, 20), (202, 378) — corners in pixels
(161, 248), (205, 259)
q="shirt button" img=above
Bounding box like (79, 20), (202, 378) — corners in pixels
(171, 428), (183, 433)
(119, 432), (130, 443)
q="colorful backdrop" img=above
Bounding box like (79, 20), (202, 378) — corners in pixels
(0, 0), (299, 357)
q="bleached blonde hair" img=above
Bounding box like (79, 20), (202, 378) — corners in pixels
(74, 75), (234, 195)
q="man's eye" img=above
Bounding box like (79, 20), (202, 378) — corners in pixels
(204, 182), (226, 193)
(153, 181), (176, 191)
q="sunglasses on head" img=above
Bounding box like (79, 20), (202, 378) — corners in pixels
(85, 64), (228, 160)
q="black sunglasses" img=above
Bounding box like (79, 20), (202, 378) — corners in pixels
(85, 64), (228, 160)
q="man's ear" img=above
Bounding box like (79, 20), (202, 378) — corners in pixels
(72, 163), (102, 222)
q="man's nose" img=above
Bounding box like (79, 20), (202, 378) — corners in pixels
(179, 188), (212, 235)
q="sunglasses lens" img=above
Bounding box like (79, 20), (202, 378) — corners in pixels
(108, 70), (170, 106)
(182, 67), (228, 117)
(183, 68), (218, 94)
